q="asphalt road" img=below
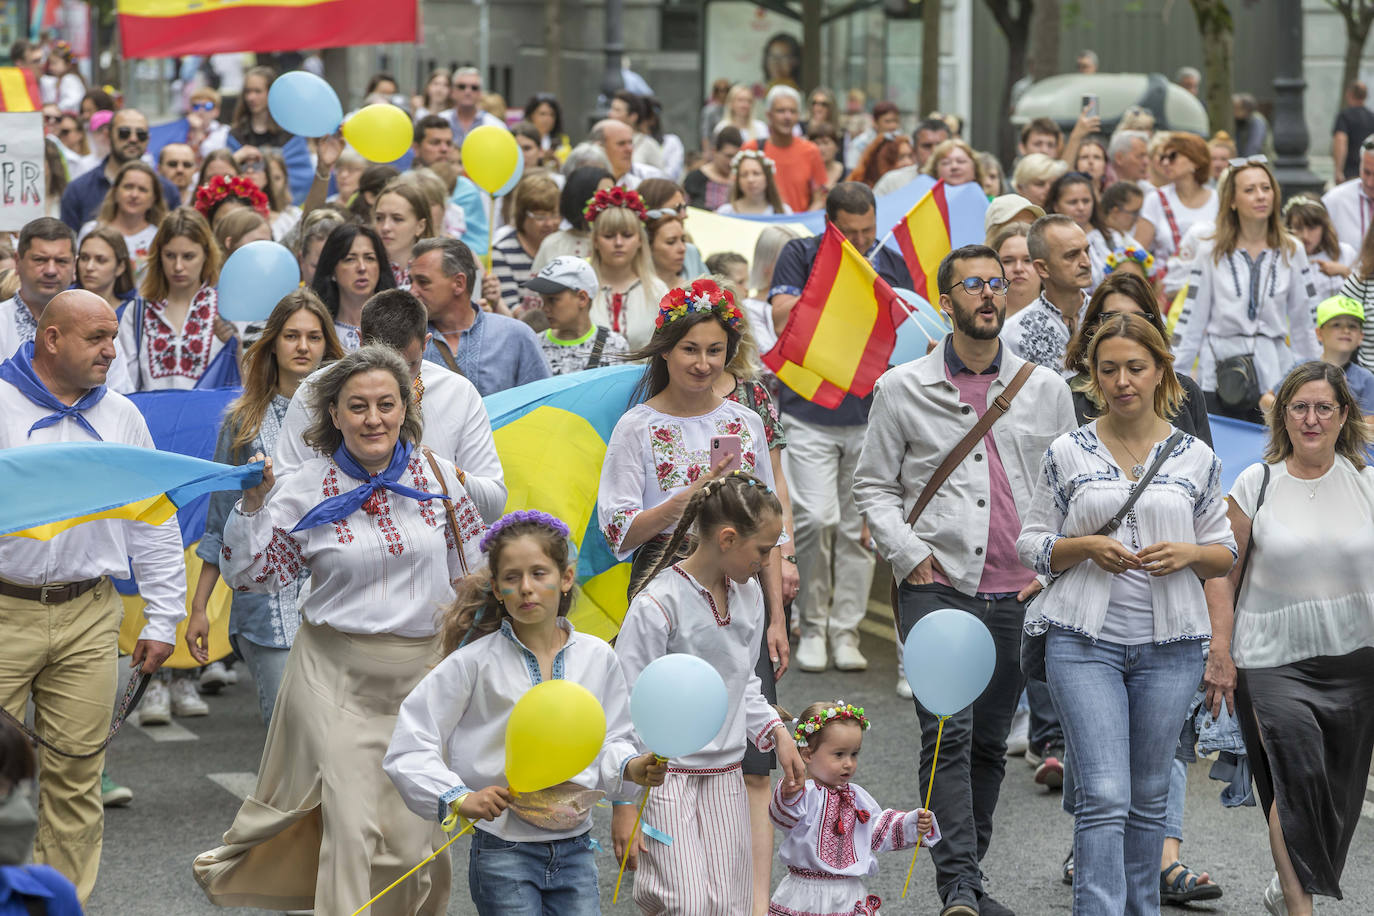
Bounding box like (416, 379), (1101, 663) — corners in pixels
(86, 625), (1374, 915)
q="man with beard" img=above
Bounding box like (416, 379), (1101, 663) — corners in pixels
(1002, 214), (1092, 378)
(853, 244), (1075, 916)
(59, 109), (181, 231)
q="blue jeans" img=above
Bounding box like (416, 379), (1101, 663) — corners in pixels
(1046, 629), (1204, 916)
(468, 827), (600, 916)
(236, 638), (290, 726)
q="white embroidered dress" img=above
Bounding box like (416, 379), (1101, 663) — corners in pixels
(114, 286), (236, 390)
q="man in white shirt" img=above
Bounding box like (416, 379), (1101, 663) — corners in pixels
(0, 218), (77, 362)
(0, 290), (184, 902)
(591, 118), (664, 191)
(1322, 137), (1374, 252)
(1002, 214), (1091, 377)
(274, 288), (508, 523)
(854, 245), (1075, 916)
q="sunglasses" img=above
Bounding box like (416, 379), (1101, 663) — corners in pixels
(116, 127), (149, 141)
(164, 159), (195, 169)
(240, 159), (265, 172)
(43, 114), (61, 125)
(454, 82), (480, 91)
(1228, 154), (1269, 168)
(1159, 150), (1179, 163)
(191, 101), (214, 112)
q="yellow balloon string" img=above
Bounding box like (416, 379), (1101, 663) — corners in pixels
(348, 805), (474, 916)
(612, 788), (652, 905)
(484, 195), (495, 275)
(902, 715), (947, 900)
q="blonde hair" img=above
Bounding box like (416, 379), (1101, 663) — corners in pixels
(922, 138), (985, 187)
(375, 177), (435, 240)
(212, 207), (269, 255)
(1012, 153), (1067, 192)
(1211, 160), (1298, 261)
(1263, 360), (1371, 467)
(589, 205), (657, 291)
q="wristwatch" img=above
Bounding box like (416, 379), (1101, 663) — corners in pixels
(782, 554), (797, 565)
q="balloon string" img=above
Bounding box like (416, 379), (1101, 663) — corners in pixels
(613, 785), (653, 904)
(348, 818), (474, 915)
(902, 715), (946, 900)
(484, 194), (494, 275)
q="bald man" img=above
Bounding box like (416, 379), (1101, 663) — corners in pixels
(590, 118), (664, 189)
(0, 289), (186, 901)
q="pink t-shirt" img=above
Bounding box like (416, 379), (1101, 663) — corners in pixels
(932, 364), (1034, 595)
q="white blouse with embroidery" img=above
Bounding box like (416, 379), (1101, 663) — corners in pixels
(597, 400), (776, 561)
(770, 779), (939, 879)
(114, 286), (235, 390)
(615, 565), (782, 769)
(221, 451), (485, 638)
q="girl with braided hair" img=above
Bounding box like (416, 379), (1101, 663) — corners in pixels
(613, 471), (807, 914)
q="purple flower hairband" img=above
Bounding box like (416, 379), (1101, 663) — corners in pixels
(479, 509), (572, 553)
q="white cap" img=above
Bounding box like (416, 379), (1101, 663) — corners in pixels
(524, 256), (598, 298)
(984, 194), (1046, 235)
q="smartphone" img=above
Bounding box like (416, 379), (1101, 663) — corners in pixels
(710, 435), (743, 472)
(1082, 94), (1099, 119)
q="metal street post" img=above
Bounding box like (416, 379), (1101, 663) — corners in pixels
(1270, 0), (1322, 199)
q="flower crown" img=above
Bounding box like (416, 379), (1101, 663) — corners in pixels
(583, 187), (647, 224)
(1104, 244), (1154, 275)
(730, 148), (777, 175)
(194, 174), (269, 220)
(479, 510), (571, 553)
(793, 702), (870, 748)
(655, 278), (744, 332)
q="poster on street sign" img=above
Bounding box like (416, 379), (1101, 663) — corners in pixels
(0, 113), (45, 230)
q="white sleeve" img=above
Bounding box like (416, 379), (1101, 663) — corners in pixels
(1172, 247), (1214, 379)
(1286, 248), (1320, 363)
(1193, 451), (1238, 561)
(383, 656), (477, 823)
(120, 412), (188, 644)
(1016, 444), (1069, 578)
(452, 386), (507, 524)
(852, 373), (931, 581)
(113, 304), (141, 393)
(271, 385), (317, 480)
(741, 588), (782, 752)
(1227, 461), (1268, 518)
(613, 592), (672, 754)
(432, 458), (486, 580)
(596, 650), (642, 801)
(597, 415), (649, 562)
(220, 480), (310, 594)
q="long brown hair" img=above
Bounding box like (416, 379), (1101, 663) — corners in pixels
(1211, 160), (1298, 261)
(847, 133), (911, 187)
(97, 160), (167, 228)
(730, 150), (786, 213)
(231, 65), (283, 136)
(224, 289), (344, 453)
(79, 226), (135, 298)
(1263, 360), (1371, 468)
(1065, 271), (1166, 377)
(439, 518), (576, 656)
(1283, 196), (1341, 262)
(141, 207), (221, 301)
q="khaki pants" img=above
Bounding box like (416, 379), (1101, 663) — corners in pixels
(0, 578), (121, 903)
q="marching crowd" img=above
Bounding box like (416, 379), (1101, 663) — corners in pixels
(2, 45), (1374, 916)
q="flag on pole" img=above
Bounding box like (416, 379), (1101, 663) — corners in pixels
(0, 67), (39, 112)
(892, 179), (952, 304)
(763, 223), (905, 407)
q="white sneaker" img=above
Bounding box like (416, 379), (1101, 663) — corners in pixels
(831, 641), (868, 671)
(1005, 704), (1030, 757)
(138, 681), (171, 725)
(199, 660), (228, 695)
(171, 677), (209, 717)
(1262, 873), (1288, 916)
(223, 665), (239, 686)
(895, 678), (914, 699)
(795, 635), (827, 672)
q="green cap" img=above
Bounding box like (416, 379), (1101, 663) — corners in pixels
(1316, 295), (1365, 328)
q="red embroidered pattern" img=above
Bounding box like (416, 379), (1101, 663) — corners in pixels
(815, 788), (859, 870)
(220, 545), (232, 561)
(144, 286), (219, 381)
(252, 528), (304, 586)
(322, 467), (354, 544)
(408, 458), (439, 528)
(767, 895), (882, 916)
(372, 493), (405, 557)
(671, 564), (730, 627)
(869, 809), (907, 851)
(454, 495), (483, 543)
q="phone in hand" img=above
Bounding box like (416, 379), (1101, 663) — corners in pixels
(1082, 94), (1099, 119)
(710, 435), (743, 472)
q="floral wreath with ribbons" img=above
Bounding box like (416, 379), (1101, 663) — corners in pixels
(194, 174), (270, 220)
(479, 509), (571, 553)
(1104, 244), (1155, 275)
(729, 148), (777, 176)
(793, 702), (870, 748)
(583, 186), (647, 224)
(655, 277), (744, 331)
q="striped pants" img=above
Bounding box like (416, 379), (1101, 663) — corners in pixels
(634, 764), (750, 915)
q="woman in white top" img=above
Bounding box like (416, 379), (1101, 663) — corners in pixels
(262, 148), (302, 242)
(1139, 133), (1219, 295)
(586, 187), (668, 350)
(373, 178), (434, 289)
(80, 161), (166, 287)
(193, 344), (485, 915)
(716, 150), (792, 216)
(1017, 314), (1236, 916)
(1283, 195), (1358, 302)
(1211, 361), (1374, 915)
(714, 84), (769, 145)
(1172, 158), (1320, 422)
(412, 68), (452, 121)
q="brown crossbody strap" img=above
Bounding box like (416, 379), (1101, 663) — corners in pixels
(422, 446), (470, 577)
(905, 361), (1036, 528)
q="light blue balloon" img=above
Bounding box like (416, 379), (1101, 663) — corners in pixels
(267, 71), (343, 138)
(630, 653), (729, 758)
(494, 153), (526, 197)
(890, 287), (950, 365)
(218, 241), (302, 322)
(902, 608), (996, 716)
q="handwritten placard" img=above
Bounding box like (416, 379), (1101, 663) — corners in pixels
(0, 113), (45, 229)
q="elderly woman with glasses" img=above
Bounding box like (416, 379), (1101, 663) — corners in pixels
(1211, 360), (1374, 915)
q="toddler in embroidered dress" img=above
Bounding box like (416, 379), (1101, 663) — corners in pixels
(768, 700), (940, 916)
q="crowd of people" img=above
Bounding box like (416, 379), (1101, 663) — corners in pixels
(2, 45), (1374, 916)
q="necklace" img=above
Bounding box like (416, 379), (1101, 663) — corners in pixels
(1106, 427), (1150, 479)
(1287, 460), (1328, 500)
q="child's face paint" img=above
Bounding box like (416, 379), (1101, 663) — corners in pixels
(495, 535), (575, 627)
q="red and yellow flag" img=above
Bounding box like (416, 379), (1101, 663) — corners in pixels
(0, 67), (40, 112)
(892, 179), (953, 304)
(763, 224), (904, 408)
(118, 0), (418, 58)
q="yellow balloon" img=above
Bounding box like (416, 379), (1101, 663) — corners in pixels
(461, 124), (520, 194)
(341, 103), (413, 163)
(505, 680), (606, 793)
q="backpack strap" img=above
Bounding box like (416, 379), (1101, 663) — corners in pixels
(585, 326), (611, 370)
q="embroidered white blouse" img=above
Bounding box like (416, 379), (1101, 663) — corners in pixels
(114, 286), (237, 391)
(590, 276), (670, 352)
(615, 565), (782, 769)
(598, 400), (777, 561)
(769, 779), (939, 879)
(221, 451), (485, 638)
(384, 618), (640, 841)
(1016, 423), (1237, 643)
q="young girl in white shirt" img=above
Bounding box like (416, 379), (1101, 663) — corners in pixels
(613, 471), (807, 914)
(771, 700), (940, 916)
(384, 510), (666, 915)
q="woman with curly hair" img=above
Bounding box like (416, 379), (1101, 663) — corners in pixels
(846, 130), (914, 188)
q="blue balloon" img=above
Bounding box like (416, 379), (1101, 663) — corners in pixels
(494, 152), (526, 197)
(890, 287), (950, 365)
(630, 653), (729, 758)
(902, 608), (996, 716)
(218, 241), (302, 322)
(267, 71), (343, 138)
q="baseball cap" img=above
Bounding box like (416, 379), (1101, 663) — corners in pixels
(1316, 295), (1365, 327)
(524, 256), (598, 297)
(984, 194), (1046, 235)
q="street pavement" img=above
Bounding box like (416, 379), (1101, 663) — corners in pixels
(88, 624), (1374, 915)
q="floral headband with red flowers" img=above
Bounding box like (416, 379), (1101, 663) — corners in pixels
(655, 278), (744, 332)
(583, 186), (647, 224)
(194, 174), (270, 220)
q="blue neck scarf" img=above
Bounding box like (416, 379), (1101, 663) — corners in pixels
(0, 342), (107, 440)
(292, 439), (448, 532)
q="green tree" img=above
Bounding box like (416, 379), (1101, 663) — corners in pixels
(1327, 0), (1374, 98)
(1188, 0), (1234, 136)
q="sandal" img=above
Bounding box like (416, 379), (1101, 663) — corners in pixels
(1061, 849), (1073, 886)
(1161, 860), (1223, 905)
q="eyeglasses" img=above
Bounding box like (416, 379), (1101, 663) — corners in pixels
(1159, 150), (1179, 163)
(1228, 154), (1269, 168)
(1287, 401), (1339, 420)
(943, 276), (1009, 295)
(43, 113), (61, 125)
(191, 101), (214, 113)
(116, 127), (149, 142)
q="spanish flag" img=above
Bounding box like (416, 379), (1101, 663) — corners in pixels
(0, 67), (39, 112)
(762, 224), (904, 408)
(117, 0), (418, 58)
(893, 179), (952, 305)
